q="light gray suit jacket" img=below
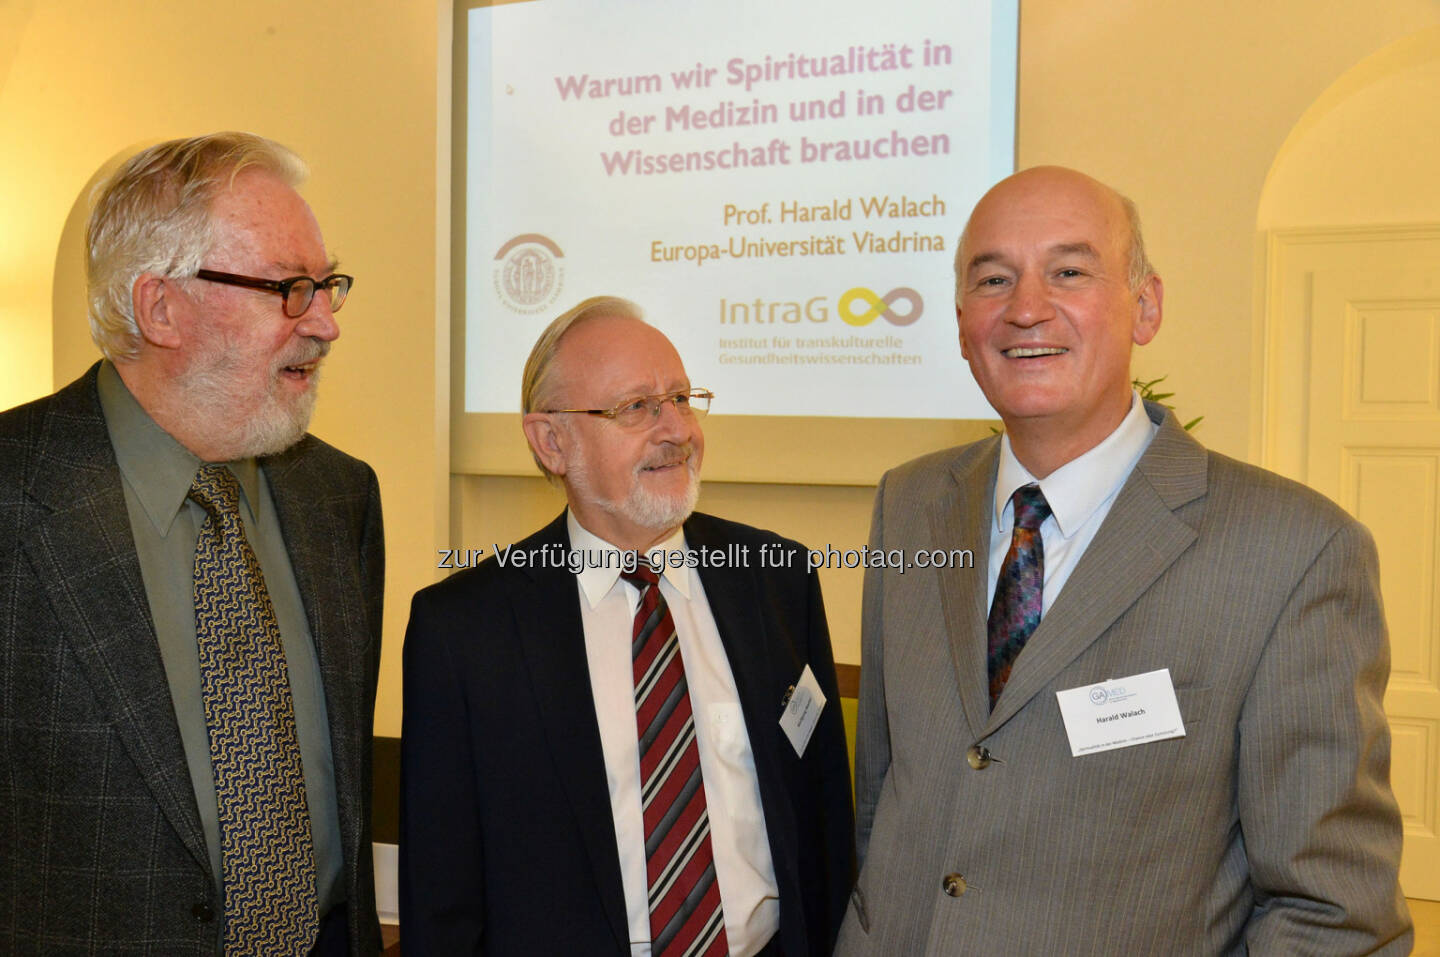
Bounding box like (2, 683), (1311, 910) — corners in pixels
(0, 365), (385, 955)
(836, 402), (1411, 956)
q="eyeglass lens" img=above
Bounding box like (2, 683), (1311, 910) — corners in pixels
(284, 276), (350, 318)
(614, 391), (709, 428)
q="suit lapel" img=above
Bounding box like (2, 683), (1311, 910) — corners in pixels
(511, 515), (631, 949)
(687, 516), (803, 913)
(932, 441), (1000, 738)
(21, 369), (210, 872)
(984, 408), (1206, 731)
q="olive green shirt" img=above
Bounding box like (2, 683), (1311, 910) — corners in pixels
(96, 361), (343, 915)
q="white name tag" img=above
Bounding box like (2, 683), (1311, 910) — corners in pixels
(1055, 668), (1186, 757)
(779, 664), (826, 757)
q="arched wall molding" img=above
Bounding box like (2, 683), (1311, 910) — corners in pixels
(1254, 26), (1440, 473)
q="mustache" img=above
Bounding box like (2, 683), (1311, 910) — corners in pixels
(276, 340), (331, 369)
(638, 443), (696, 472)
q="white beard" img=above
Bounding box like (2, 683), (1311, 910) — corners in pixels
(175, 346), (323, 459)
(565, 443), (701, 536)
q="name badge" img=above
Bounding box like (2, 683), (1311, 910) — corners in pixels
(1055, 668), (1185, 757)
(779, 664), (826, 757)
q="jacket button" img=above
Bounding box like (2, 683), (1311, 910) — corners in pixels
(966, 745), (991, 769)
(943, 873), (968, 897)
(192, 900), (214, 922)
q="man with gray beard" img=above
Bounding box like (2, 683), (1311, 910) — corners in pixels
(0, 133), (384, 956)
(400, 297), (854, 956)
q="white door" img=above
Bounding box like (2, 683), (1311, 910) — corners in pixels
(1266, 226), (1440, 900)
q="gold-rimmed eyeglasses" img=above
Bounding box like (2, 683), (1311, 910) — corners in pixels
(546, 389), (713, 431)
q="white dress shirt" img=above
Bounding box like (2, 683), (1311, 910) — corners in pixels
(987, 392), (1158, 615)
(568, 514), (780, 957)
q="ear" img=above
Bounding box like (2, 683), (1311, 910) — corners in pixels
(132, 273), (185, 350)
(956, 302), (970, 359)
(522, 412), (570, 477)
(1131, 273), (1163, 346)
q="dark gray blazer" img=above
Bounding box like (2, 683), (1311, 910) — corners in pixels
(0, 365), (385, 956)
(836, 402), (1411, 955)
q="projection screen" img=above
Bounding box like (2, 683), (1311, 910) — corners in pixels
(452, 0), (1018, 483)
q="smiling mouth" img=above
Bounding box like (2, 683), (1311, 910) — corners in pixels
(280, 359), (322, 379)
(1003, 346), (1068, 358)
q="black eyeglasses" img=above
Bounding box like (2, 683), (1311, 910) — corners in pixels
(546, 389), (714, 432)
(195, 269), (353, 318)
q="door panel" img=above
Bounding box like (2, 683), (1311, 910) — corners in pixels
(1267, 228), (1440, 899)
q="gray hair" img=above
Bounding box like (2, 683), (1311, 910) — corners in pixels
(954, 182), (1156, 303)
(521, 295), (645, 478)
(1116, 193), (1156, 292)
(86, 132), (307, 361)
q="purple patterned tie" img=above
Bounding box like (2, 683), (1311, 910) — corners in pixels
(987, 484), (1052, 709)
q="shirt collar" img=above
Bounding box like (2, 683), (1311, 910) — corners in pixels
(993, 391), (1157, 539)
(566, 512), (693, 609)
(96, 360), (263, 536)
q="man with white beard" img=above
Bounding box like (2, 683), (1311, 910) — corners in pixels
(400, 297), (854, 957)
(0, 132), (385, 956)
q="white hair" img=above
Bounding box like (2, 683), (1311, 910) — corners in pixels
(86, 132), (307, 361)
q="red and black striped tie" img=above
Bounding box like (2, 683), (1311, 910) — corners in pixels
(623, 564), (728, 957)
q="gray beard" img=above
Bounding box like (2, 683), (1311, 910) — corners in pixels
(618, 465), (701, 531)
(175, 358), (318, 460)
(566, 449), (701, 536)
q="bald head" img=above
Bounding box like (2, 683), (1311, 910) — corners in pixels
(952, 165), (1164, 477)
(956, 166), (1154, 302)
(521, 295), (646, 419)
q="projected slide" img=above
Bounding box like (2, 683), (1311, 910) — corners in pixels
(465, 0), (1016, 418)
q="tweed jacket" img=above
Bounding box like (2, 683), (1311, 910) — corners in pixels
(0, 365), (385, 955)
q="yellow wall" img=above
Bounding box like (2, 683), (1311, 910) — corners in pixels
(4, 1), (1439, 736)
(1259, 27), (1440, 230)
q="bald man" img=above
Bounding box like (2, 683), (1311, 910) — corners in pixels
(836, 167), (1410, 955)
(400, 297), (854, 956)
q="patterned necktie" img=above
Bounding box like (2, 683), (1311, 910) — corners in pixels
(622, 564), (728, 957)
(190, 464), (318, 955)
(987, 484), (1053, 709)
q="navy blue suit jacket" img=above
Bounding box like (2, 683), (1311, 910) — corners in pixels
(400, 511), (854, 955)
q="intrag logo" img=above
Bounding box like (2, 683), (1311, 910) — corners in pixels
(838, 286), (923, 327)
(718, 286), (923, 326)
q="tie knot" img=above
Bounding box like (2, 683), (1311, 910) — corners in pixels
(189, 464), (241, 518)
(620, 563), (660, 590)
(1011, 484), (1051, 530)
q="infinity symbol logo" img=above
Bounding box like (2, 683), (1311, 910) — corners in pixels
(838, 287), (924, 326)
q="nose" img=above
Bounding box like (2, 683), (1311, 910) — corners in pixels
(294, 292), (340, 342)
(1007, 271), (1054, 328)
(651, 394), (696, 443)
